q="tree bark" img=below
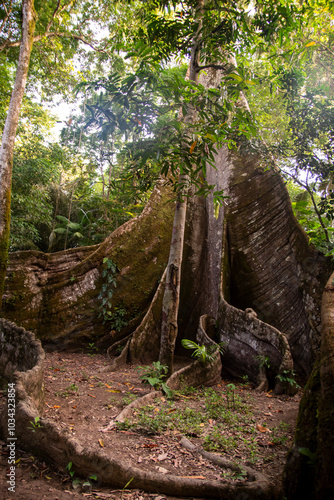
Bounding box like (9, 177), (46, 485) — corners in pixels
(0, 179), (175, 347)
(158, 0), (203, 376)
(159, 188), (187, 375)
(0, 0), (36, 307)
(282, 271), (334, 499)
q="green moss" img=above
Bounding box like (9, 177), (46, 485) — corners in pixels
(1, 183), (174, 345)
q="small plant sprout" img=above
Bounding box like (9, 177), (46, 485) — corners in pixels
(276, 370), (301, 390)
(137, 361), (173, 398)
(66, 461), (75, 479)
(181, 339), (226, 365)
(226, 383), (237, 408)
(88, 342), (98, 354)
(256, 355), (270, 369)
(28, 416), (42, 432)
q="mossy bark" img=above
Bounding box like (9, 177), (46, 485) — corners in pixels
(1, 180), (175, 346)
(282, 271), (334, 499)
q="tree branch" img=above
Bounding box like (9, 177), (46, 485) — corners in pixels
(45, 0), (61, 33)
(0, 0), (13, 35)
(285, 170), (330, 244)
(195, 63), (230, 72)
(0, 30), (109, 54)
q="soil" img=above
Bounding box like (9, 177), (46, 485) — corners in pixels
(0, 350), (301, 500)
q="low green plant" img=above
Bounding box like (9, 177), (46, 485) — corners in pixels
(240, 374), (250, 385)
(226, 383), (237, 408)
(181, 339), (226, 365)
(115, 344), (125, 354)
(66, 462), (97, 491)
(68, 383), (79, 392)
(106, 307), (127, 332)
(66, 461), (75, 479)
(137, 361), (173, 398)
(88, 342), (98, 355)
(222, 467), (247, 481)
(256, 355), (270, 369)
(299, 447), (317, 466)
(276, 370), (300, 390)
(121, 392), (138, 407)
(28, 416), (42, 432)
(204, 426), (237, 452)
(271, 422), (290, 445)
(56, 383), (79, 398)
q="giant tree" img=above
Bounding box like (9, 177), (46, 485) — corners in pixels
(1, 0), (334, 496)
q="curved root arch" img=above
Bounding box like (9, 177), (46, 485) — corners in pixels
(0, 319), (273, 499)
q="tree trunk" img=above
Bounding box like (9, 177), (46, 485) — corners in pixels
(282, 271), (334, 499)
(1, 71), (331, 383)
(0, 0), (36, 307)
(159, 187), (187, 376)
(158, 0), (203, 375)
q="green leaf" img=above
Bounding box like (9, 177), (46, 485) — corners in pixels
(181, 339), (199, 350)
(228, 73), (243, 82)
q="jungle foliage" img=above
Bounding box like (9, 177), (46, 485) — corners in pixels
(1, 0), (333, 254)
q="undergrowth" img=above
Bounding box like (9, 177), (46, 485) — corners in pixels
(115, 385), (288, 465)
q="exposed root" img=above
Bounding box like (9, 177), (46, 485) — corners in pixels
(101, 338), (131, 372)
(180, 436), (269, 485)
(256, 365), (269, 392)
(100, 390), (162, 432)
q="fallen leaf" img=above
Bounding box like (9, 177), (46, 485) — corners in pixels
(156, 467), (168, 474)
(54, 405), (60, 408)
(106, 389), (121, 393)
(180, 476), (205, 479)
(189, 140), (197, 154)
(105, 384), (111, 388)
(88, 394), (96, 398)
(98, 439), (104, 448)
(256, 424), (271, 433)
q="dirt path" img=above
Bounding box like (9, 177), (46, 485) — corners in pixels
(0, 351), (301, 499)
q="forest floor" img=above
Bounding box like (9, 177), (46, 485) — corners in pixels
(0, 350), (301, 500)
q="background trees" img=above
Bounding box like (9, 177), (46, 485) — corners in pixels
(1, 1), (334, 497)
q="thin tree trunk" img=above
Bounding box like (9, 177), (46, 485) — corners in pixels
(159, 181), (188, 375)
(158, 0), (203, 376)
(64, 190), (74, 250)
(0, 0), (36, 307)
